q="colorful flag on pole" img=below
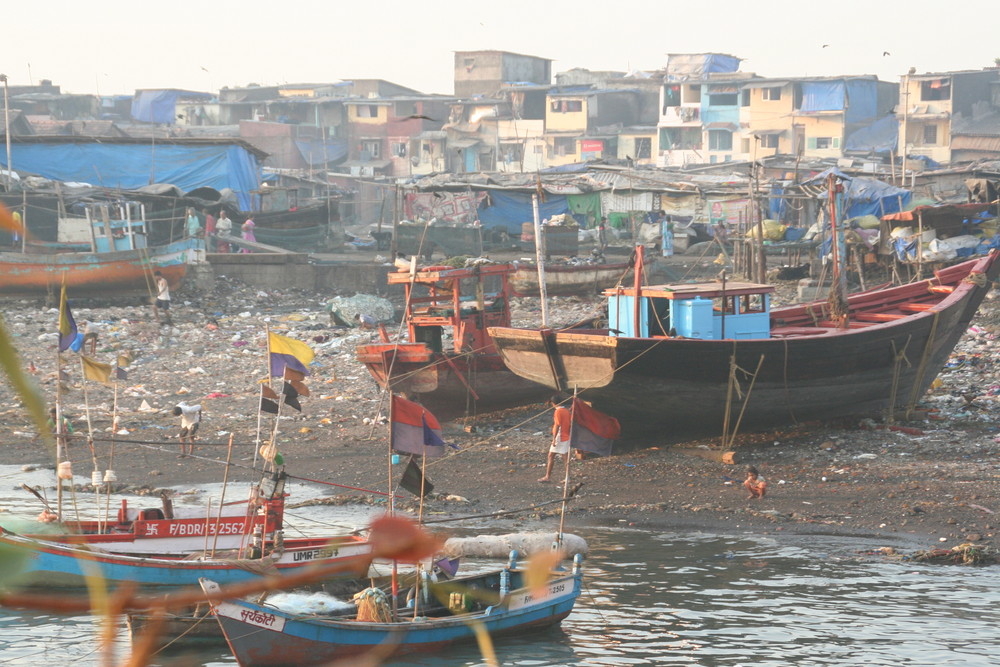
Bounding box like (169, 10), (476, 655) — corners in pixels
(58, 284), (78, 352)
(81, 356), (113, 384)
(115, 366), (128, 381)
(282, 382), (302, 412)
(390, 394), (453, 458)
(268, 332), (314, 378)
(399, 456), (434, 496)
(259, 397), (280, 414)
(570, 398), (621, 457)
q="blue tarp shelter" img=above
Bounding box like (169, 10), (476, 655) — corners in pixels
(294, 139), (348, 166)
(845, 116), (899, 154)
(131, 89), (214, 124)
(476, 191), (570, 233)
(2, 141), (261, 211)
(805, 167), (911, 219)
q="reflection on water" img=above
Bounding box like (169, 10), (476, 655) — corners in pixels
(1, 467), (999, 665)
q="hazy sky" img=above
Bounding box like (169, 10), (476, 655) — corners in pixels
(4, 0), (998, 97)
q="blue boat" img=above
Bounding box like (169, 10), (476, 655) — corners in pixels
(1, 529), (371, 589)
(201, 553), (583, 666)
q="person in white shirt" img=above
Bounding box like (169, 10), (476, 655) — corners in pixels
(172, 402), (201, 456)
(153, 271), (171, 325)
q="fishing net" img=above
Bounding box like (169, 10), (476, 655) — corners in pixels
(353, 587), (392, 622)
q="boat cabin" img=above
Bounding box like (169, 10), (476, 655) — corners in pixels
(387, 264), (515, 354)
(605, 281), (774, 340)
(56, 202), (149, 252)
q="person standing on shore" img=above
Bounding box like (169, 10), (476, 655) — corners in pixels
(204, 208), (216, 251)
(185, 208), (202, 238)
(539, 394), (571, 482)
(240, 218), (256, 253)
(216, 211), (233, 253)
(153, 271), (171, 325)
(173, 402), (201, 456)
(744, 465), (767, 499)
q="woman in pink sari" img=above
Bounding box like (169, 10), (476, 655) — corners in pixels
(240, 219), (256, 253)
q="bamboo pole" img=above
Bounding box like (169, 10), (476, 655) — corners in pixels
(210, 434), (236, 558)
(557, 389), (578, 547)
(532, 194), (548, 328)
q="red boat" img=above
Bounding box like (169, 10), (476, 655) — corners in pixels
(488, 248), (1000, 437)
(356, 263), (551, 418)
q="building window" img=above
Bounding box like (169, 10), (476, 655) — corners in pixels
(761, 134), (779, 149)
(360, 140), (381, 159)
(633, 137), (652, 159)
(394, 102), (417, 117)
(550, 99), (583, 113)
(500, 143), (524, 163)
(553, 137), (576, 156)
(659, 127), (702, 150)
(708, 93), (738, 107)
(741, 89), (750, 107)
(663, 85), (681, 109)
(806, 137), (840, 150)
(920, 80), (951, 102)
(708, 130), (733, 151)
(533, 144), (543, 154)
(356, 105), (380, 118)
(391, 142), (407, 157)
(741, 138), (751, 153)
(923, 124), (938, 145)
(762, 87), (782, 101)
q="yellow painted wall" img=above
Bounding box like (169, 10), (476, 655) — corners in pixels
(347, 104), (388, 124)
(747, 84), (795, 155)
(798, 115), (845, 157)
(545, 97), (588, 132)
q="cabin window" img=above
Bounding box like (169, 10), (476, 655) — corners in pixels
(762, 87), (782, 101)
(633, 137), (652, 159)
(741, 294), (765, 314)
(923, 124), (938, 145)
(715, 296), (736, 314)
(500, 142), (524, 163)
(761, 134), (779, 149)
(807, 136), (840, 150)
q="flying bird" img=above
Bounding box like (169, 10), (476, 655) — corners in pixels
(200, 66), (209, 72)
(822, 44), (830, 48)
(883, 51), (891, 56)
(401, 114), (438, 122)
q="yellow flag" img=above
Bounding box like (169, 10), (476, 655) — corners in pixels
(81, 356), (112, 384)
(268, 332), (314, 377)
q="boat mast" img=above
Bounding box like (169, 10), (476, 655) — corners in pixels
(532, 194), (549, 327)
(632, 244), (645, 336)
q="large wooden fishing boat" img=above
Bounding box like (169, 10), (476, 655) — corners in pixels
(356, 263), (552, 417)
(510, 260), (632, 297)
(0, 201), (202, 296)
(488, 247), (1000, 437)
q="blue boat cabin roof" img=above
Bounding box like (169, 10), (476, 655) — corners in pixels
(603, 281), (775, 300)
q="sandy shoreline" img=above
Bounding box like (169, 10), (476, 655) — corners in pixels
(1, 259), (998, 556)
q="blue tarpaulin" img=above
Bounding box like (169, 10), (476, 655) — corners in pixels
(804, 167), (910, 219)
(2, 142), (261, 211)
(800, 82), (845, 112)
(845, 115), (898, 154)
(131, 90), (214, 124)
(476, 191), (570, 233)
(294, 139), (348, 166)
(845, 79), (878, 123)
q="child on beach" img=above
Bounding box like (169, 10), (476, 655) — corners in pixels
(744, 465), (767, 500)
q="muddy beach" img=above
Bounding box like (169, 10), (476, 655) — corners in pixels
(1, 256), (998, 555)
